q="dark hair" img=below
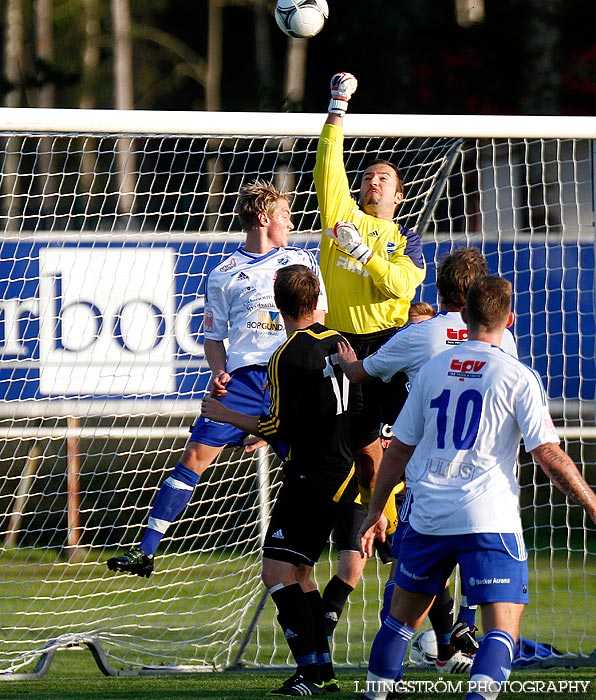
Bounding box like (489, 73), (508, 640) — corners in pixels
(274, 265), (320, 321)
(235, 179), (288, 231)
(466, 275), (512, 331)
(436, 247), (488, 309)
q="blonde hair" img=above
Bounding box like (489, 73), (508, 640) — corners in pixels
(408, 301), (437, 323)
(235, 179), (288, 231)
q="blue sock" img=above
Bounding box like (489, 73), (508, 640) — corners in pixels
(380, 579), (394, 624)
(466, 629), (515, 700)
(368, 614), (414, 681)
(458, 593), (478, 628)
(140, 463), (199, 555)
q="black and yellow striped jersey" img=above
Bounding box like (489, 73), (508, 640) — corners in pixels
(258, 323), (354, 495)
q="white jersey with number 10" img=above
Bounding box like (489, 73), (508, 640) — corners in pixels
(393, 340), (559, 536)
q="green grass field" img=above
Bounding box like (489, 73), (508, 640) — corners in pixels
(0, 544), (593, 694)
(250, 546), (596, 664)
(0, 650), (594, 700)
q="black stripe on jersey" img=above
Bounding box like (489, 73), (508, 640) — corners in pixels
(258, 323), (353, 486)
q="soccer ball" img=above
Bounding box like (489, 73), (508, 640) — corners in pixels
(274, 0), (329, 39)
(408, 630), (438, 667)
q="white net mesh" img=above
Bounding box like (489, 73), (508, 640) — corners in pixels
(0, 114), (594, 673)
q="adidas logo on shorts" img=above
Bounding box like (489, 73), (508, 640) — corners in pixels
(272, 529), (284, 539)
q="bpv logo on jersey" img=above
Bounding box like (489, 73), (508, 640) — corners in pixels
(448, 358), (486, 379)
(446, 328), (468, 344)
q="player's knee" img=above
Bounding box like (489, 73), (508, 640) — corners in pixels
(261, 558), (296, 589)
(336, 555), (365, 588)
(261, 571), (275, 589)
(181, 441), (221, 474)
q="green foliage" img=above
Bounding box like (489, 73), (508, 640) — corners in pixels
(5, 0), (596, 113)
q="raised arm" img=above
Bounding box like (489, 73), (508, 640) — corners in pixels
(314, 73), (359, 226)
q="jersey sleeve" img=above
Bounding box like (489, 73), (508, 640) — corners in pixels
(514, 366), (560, 451)
(257, 343), (298, 444)
(203, 270), (229, 341)
(363, 329), (409, 383)
(364, 234), (426, 300)
(313, 123), (359, 228)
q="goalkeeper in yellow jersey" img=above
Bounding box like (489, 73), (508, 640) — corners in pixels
(313, 72), (425, 644)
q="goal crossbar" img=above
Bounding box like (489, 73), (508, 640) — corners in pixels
(2, 107), (596, 139)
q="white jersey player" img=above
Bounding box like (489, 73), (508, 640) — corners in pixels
(107, 180), (326, 579)
(358, 275), (596, 700)
(362, 309), (517, 386)
(397, 340), (558, 535)
(204, 245), (326, 374)
(339, 248), (513, 670)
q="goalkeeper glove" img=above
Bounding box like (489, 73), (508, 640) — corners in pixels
(329, 72), (358, 116)
(324, 221), (372, 264)
(450, 621), (480, 654)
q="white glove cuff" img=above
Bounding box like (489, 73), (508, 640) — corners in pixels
(328, 98), (348, 115)
(350, 243), (373, 264)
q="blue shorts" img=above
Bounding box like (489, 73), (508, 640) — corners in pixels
(190, 365), (270, 448)
(393, 527), (529, 606)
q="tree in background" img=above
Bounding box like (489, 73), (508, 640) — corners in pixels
(3, 1), (596, 116)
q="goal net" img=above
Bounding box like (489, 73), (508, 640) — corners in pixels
(0, 109), (594, 676)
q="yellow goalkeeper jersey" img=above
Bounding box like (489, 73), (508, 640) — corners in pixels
(313, 123), (426, 335)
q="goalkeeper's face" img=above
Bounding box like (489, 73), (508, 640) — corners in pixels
(359, 165), (404, 219)
(265, 198), (295, 247)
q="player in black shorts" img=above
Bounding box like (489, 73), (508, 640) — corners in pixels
(201, 264), (355, 697)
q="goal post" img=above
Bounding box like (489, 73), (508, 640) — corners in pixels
(0, 108), (594, 676)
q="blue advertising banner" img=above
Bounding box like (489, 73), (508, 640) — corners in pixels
(0, 236), (235, 407)
(0, 235), (594, 413)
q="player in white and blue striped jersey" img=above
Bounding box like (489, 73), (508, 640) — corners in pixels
(358, 275), (596, 700)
